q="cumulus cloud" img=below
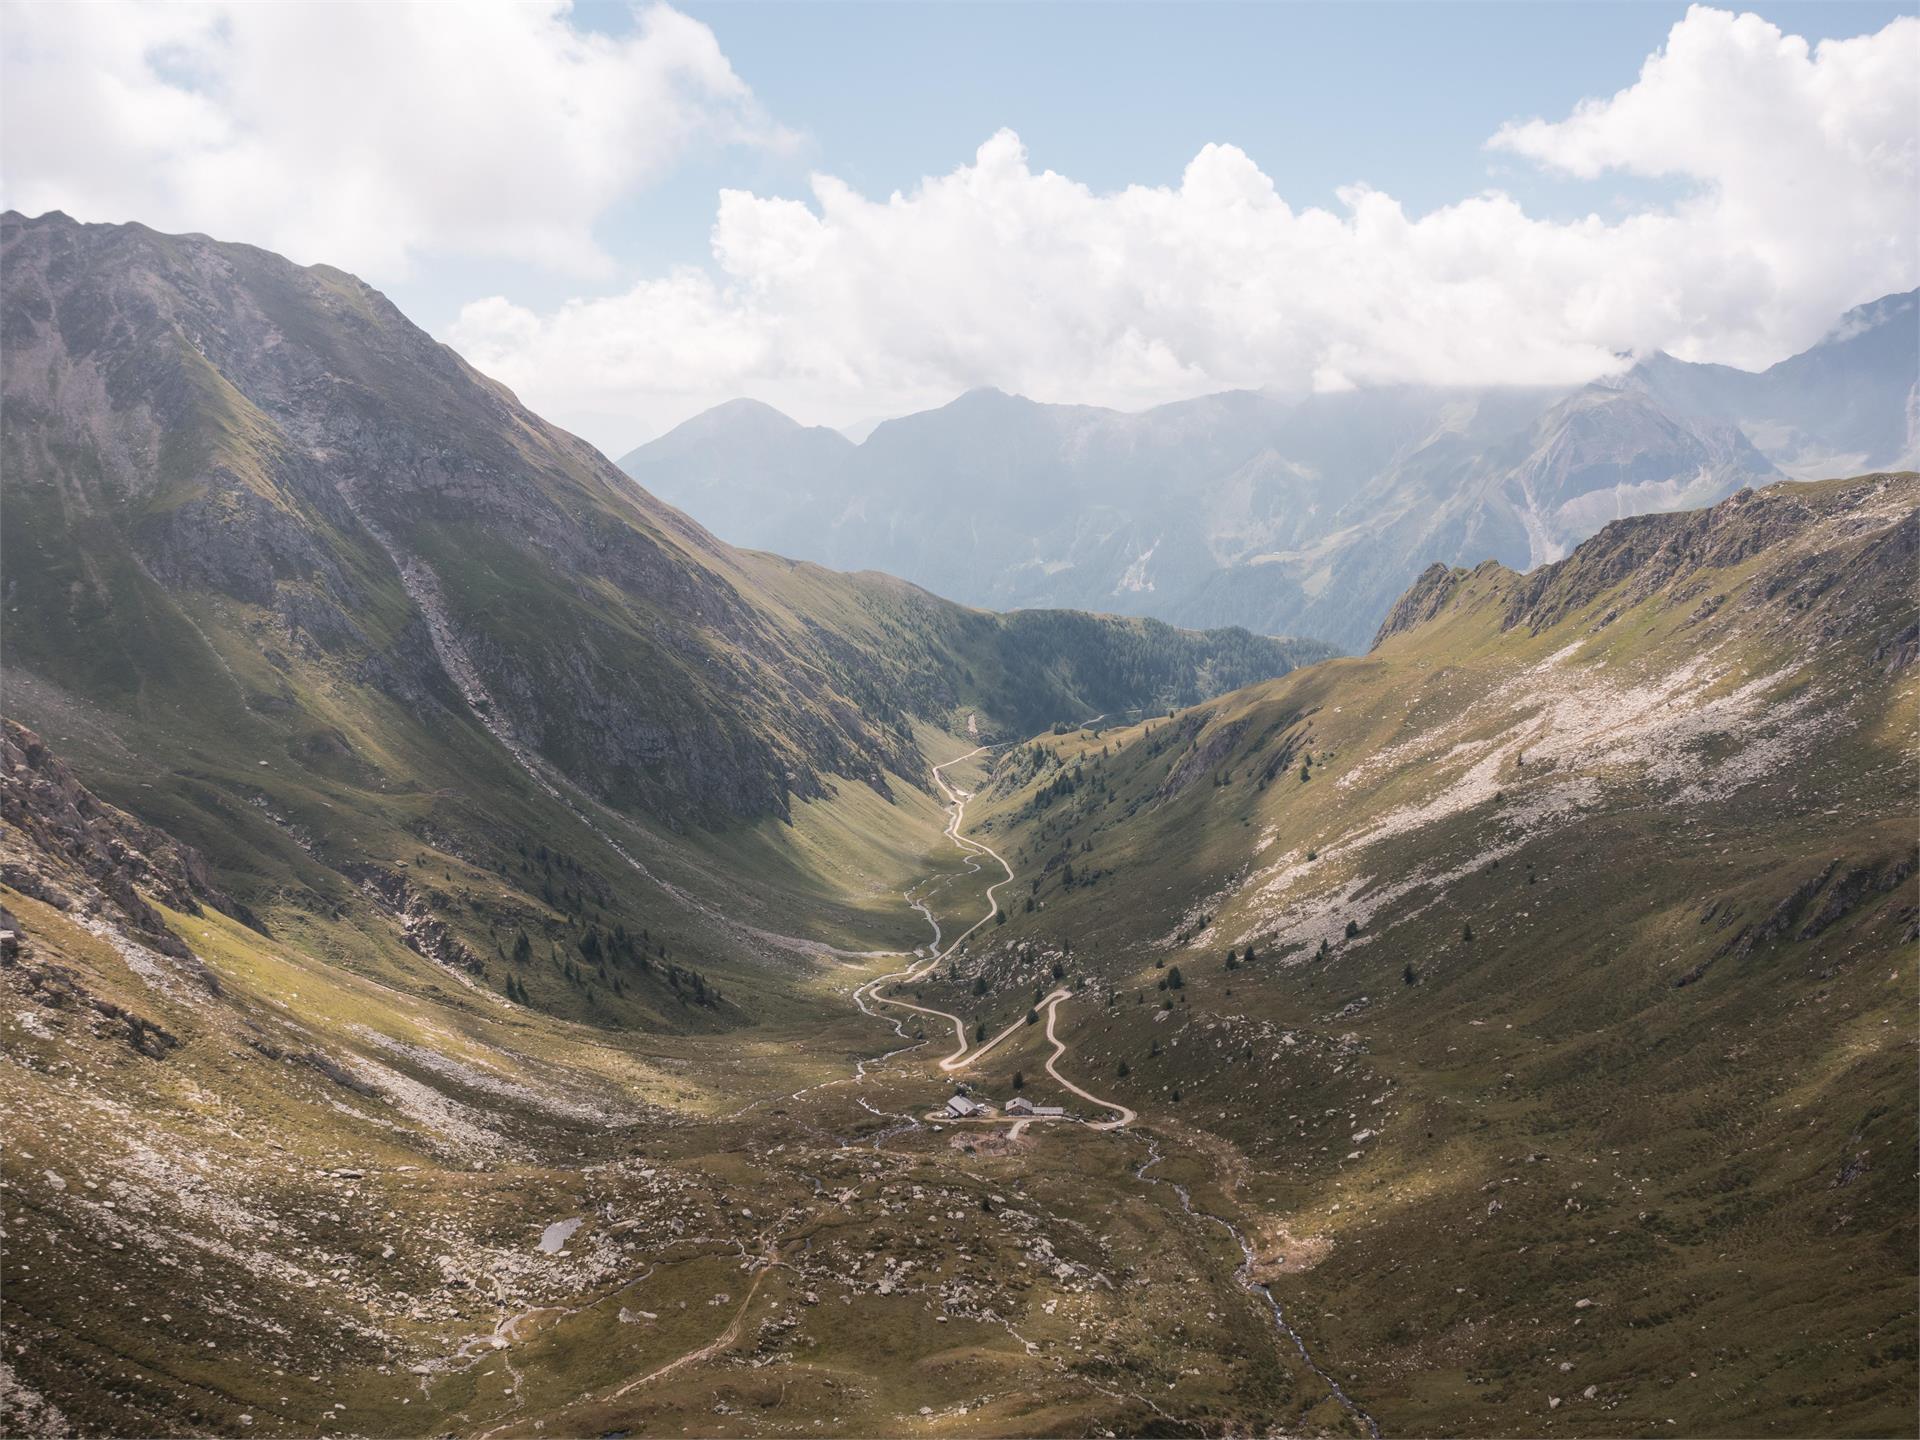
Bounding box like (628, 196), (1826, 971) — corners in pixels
(448, 6), (1917, 444)
(0, 0), (784, 279)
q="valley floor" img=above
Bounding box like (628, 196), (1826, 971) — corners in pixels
(1, 740), (1389, 1439)
(8, 715), (1911, 1439)
(6, 713), (1917, 1439)
(6, 482), (1918, 1440)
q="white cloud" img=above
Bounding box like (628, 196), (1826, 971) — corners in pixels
(447, 6), (1917, 447)
(0, 0), (784, 280)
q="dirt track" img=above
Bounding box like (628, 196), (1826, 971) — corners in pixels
(860, 747), (1131, 1129)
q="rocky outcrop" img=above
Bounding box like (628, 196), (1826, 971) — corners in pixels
(0, 720), (232, 957)
(340, 864), (484, 976)
(1673, 849), (1918, 987)
(1498, 475), (1917, 643)
(0, 938), (181, 1059)
(1370, 563), (1468, 649)
(1371, 474), (1919, 664)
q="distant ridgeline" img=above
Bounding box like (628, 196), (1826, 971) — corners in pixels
(624, 292), (1919, 652)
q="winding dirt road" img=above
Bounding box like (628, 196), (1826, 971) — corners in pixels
(604, 1251), (782, 1401)
(1043, 991), (1134, 1129)
(858, 746), (1132, 1128)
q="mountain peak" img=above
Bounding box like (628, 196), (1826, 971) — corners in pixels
(662, 396), (812, 439)
(620, 397), (856, 474)
(702, 395), (806, 426)
(947, 385), (1026, 410)
(1821, 288), (1917, 345)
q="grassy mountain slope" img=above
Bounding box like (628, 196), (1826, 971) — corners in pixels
(919, 473), (1919, 1435)
(1, 712), (1373, 1440)
(0, 211), (1335, 1436)
(0, 207), (1319, 1031)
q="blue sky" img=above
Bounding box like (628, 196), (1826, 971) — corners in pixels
(485, 6), (1901, 284)
(401, 1), (1916, 336)
(4, 2), (1914, 449)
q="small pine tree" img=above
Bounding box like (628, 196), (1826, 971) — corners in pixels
(1462, 922), (1475, 942)
(1117, 1058), (1130, 1077)
(1167, 965), (1183, 989)
(1403, 963), (1419, 986)
(975, 1021), (987, 1042)
(1026, 1007), (1040, 1025)
(1345, 919), (1360, 939)
(973, 975), (988, 995)
(1011, 1070), (1025, 1090)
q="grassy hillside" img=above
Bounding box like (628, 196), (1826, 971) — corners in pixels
(10, 477), (1907, 1438)
(920, 474), (1919, 1435)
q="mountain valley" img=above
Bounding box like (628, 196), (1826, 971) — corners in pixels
(1, 213), (1915, 1440)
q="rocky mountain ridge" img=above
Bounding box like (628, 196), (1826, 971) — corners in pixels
(624, 293), (1916, 651)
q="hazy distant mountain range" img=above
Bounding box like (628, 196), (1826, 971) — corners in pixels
(622, 291), (1918, 651)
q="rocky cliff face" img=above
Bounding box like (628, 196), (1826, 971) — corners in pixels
(1369, 562), (1468, 648)
(1, 719), (234, 960)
